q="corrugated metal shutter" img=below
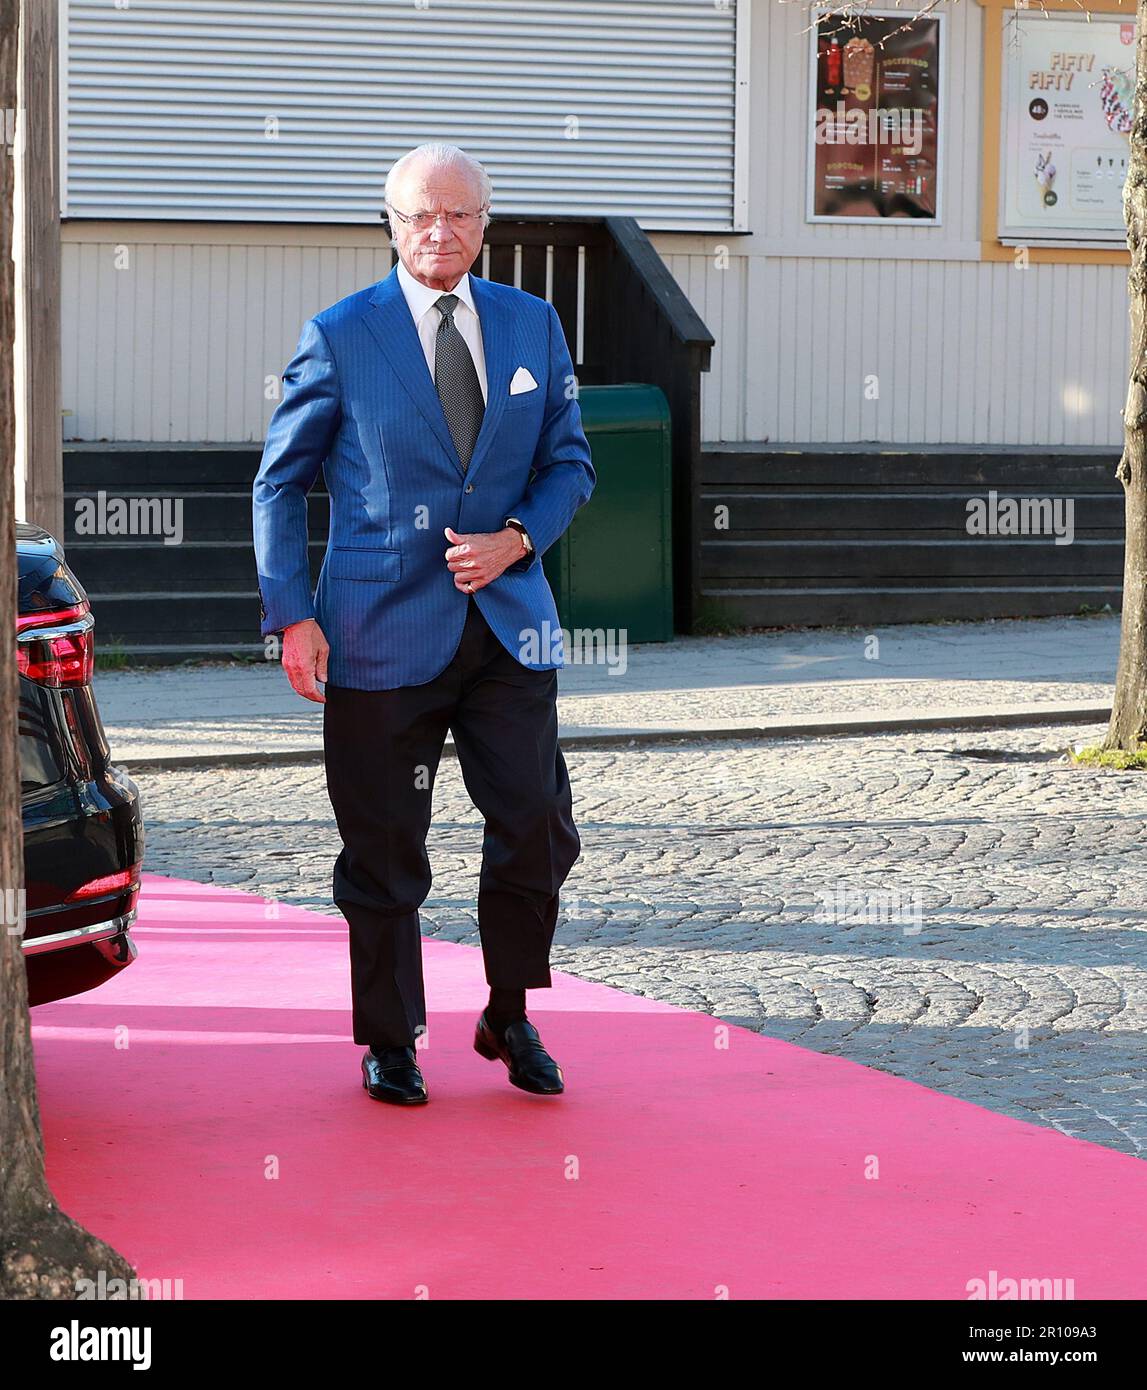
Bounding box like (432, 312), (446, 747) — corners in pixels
(62, 0), (741, 230)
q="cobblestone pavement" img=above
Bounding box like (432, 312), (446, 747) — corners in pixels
(131, 719), (1147, 1158)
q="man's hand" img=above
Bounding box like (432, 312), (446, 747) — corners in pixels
(281, 618), (329, 702)
(444, 525), (527, 593)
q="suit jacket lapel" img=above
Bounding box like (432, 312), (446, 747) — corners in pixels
(361, 264), (513, 484)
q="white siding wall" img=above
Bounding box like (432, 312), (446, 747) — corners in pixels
(662, 250), (1129, 447)
(61, 234), (397, 442)
(59, 0), (1131, 447)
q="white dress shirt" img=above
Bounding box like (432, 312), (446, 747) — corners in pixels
(396, 259), (488, 405)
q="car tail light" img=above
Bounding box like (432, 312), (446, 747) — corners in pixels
(16, 603), (95, 687)
(64, 864), (141, 902)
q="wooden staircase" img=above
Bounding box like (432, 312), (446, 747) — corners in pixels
(697, 444), (1124, 630)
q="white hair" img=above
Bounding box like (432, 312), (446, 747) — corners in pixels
(384, 143), (492, 224)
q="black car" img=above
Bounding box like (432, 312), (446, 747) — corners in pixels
(16, 523), (144, 1005)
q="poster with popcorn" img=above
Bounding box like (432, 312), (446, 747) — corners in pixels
(1001, 12), (1134, 239)
(807, 10), (943, 222)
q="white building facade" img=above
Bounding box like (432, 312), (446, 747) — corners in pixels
(57, 0), (1131, 450)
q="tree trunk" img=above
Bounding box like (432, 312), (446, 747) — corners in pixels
(0, 0), (135, 1299)
(1107, 0), (1147, 750)
(17, 0), (63, 539)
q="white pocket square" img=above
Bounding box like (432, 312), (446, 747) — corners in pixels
(509, 366), (539, 395)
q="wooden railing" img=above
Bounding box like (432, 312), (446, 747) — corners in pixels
(388, 214), (714, 632)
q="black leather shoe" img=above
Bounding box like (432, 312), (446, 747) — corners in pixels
(361, 1046), (428, 1105)
(474, 1011), (564, 1095)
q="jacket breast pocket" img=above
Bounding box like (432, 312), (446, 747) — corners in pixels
(326, 546), (402, 582)
(506, 385), (541, 411)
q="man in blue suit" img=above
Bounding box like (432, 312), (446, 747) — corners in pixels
(253, 143), (595, 1105)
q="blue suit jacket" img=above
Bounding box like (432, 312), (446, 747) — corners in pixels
(252, 264), (596, 690)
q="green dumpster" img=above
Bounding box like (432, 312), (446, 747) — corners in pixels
(542, 384), (673, 644)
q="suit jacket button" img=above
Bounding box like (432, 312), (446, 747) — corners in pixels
(465, 483), (474, 493)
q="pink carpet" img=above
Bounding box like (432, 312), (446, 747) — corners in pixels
(31, 873), (1147, 1300)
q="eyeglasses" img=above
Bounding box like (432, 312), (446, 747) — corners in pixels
(384, 206), (487, 231)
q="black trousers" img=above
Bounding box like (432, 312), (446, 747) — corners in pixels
(322, 595), (581, 1048)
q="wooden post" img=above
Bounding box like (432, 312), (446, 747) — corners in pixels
(15, 0), (62, 540)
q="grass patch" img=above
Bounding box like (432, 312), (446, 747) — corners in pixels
(1071, 745), (1147, 770)
(96, 638), (132, 672)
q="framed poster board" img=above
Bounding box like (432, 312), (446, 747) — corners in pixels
(807, 9), (944, 222)
(999, 10), (1134, 242)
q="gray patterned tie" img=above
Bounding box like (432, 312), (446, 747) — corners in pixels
(433, 293), (485, 471)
